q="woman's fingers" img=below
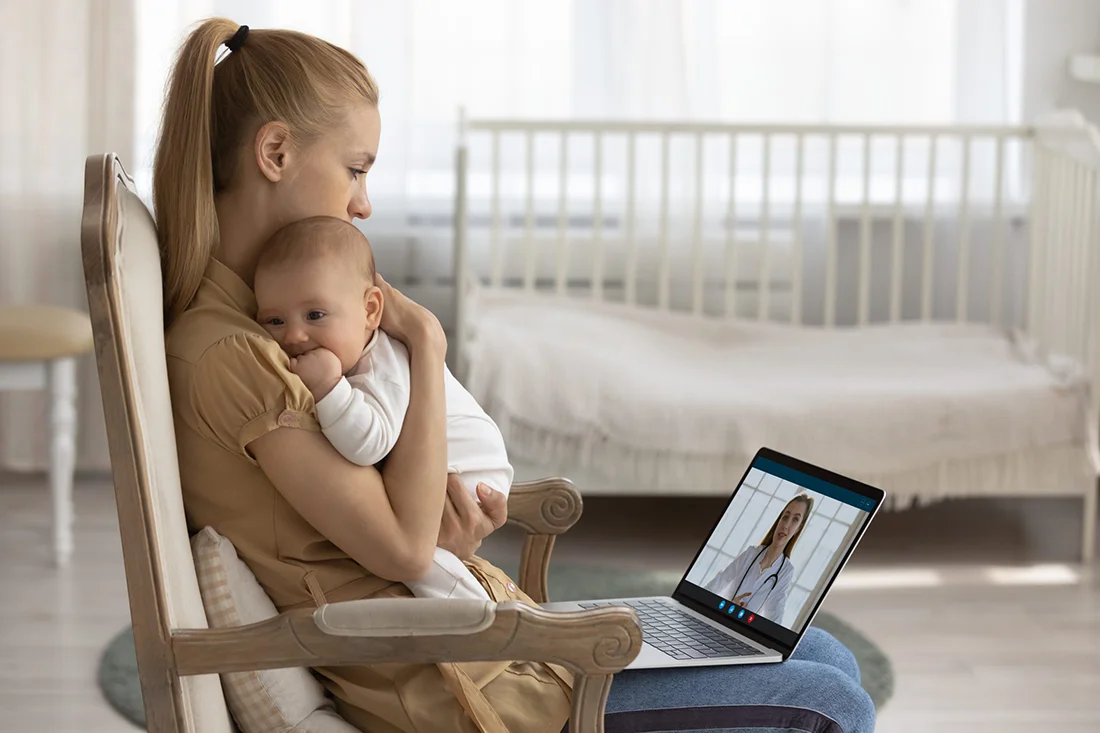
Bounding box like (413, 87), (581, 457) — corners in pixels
(446, 473), (476, 520)
(376, 271), (447, 354)
(476, 483), (508, 529)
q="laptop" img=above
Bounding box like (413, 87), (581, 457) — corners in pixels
(541, 447), (884, 669)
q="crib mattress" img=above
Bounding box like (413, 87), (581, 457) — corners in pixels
(463, 288), (1097, 500)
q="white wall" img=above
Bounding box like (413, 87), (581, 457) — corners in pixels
(1023, 0), (1100, 123)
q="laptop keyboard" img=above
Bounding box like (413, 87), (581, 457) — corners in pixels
(576, 599), (764, 661)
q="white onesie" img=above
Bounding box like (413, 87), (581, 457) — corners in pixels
(314, 329), (513, 601)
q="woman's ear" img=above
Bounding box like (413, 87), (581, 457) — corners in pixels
(364, 285), (384, 330)
(255, 121), (294, 183)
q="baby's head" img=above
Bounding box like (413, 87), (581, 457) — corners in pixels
(254, 216), (382, 373)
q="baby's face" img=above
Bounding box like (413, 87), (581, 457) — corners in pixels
(255, 260), (373, 374)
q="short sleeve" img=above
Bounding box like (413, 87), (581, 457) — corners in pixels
(191, 332), (320, 462)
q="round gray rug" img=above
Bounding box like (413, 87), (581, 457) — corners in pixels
(99, 564), (893, 727)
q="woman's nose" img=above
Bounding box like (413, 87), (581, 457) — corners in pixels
(349, 192), (372, 220)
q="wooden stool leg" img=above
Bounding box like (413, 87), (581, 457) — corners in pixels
(47, 357), (77, 567)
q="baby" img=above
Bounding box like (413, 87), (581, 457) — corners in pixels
(253, 216), (513, 601)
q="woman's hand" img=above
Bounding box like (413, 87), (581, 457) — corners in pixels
(437, 475), (508, 561)
(376, 273), (446, 358)
(733, 591), (753, 607)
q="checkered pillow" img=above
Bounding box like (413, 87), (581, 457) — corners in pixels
(191, 526), (360, 733)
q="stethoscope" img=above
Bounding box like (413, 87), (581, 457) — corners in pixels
(731, 546), (785, 610)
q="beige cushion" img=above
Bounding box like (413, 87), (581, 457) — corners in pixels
(314, 597), (496, 637)
(191, 527), (361, 733)
(0, 305), (94, 361)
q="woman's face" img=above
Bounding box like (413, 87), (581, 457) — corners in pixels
(773, 501), (807, 548)
(272, 102), (382, 227)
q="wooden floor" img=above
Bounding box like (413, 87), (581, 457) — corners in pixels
(1, 475), (1098, 732)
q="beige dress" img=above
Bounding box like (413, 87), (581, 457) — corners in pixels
(165, 259), (572, 733)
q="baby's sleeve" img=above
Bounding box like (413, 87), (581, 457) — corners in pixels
(314, 369), (411, 467)
(190, 332), (320, 463)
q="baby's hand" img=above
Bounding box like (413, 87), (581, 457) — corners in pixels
(289, 348), (343, 401)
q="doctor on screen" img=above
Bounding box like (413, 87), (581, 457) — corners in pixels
(704, 494), (815, 622)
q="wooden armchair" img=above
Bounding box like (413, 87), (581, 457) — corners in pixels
(80, 154), (642, 733)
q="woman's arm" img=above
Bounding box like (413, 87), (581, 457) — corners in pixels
(704, 546), (753, 597)
(250, 427), (442, 582)
(251, 276), (450, 582)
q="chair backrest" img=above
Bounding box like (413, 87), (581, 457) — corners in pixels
(81, 154), (233, 733)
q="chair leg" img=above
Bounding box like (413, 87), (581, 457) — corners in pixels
(47, 357), (77, 568)
(569, 673), (614, 733)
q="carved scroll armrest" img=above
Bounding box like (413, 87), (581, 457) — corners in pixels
(172, 599), (642, 733)
(506, 477), (583, 602)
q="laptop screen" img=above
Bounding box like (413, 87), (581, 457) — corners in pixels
(674, 448), (882, 654)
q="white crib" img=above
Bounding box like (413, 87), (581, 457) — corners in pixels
(450, 110), (1100, 561)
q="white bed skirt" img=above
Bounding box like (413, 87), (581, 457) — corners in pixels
(501, 415), (1094, 508)
(464, 287), (1098, 507)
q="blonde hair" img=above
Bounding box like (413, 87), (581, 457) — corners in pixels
(256, 216), (376, 285)
(760, 494), (814, 559)
(153, 18), (379, 324)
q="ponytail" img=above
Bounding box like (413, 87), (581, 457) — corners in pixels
(153, 18), (379, 325)
(154, 18), (237, 325)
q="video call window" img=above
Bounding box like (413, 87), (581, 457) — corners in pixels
(684, 467), (867, 632)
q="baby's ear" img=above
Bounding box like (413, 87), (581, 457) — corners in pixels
(364, 285), (384, 329)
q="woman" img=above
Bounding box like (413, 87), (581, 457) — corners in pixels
(705, 495), (814, 624)
(159, 18), (875, 733)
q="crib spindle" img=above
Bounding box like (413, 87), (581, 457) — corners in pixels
(1047, 152), (1064, 353)
(890, 134), (905, 323)
(554, 131), (572, 294)
(725, 133), (739, 317)
(956, 135), (972, 323)
(1083, 169), (1098, 360)
(524, 130), (536, 292)
(758, 133), (773, 321)
(921, 133), (938, 321)
(791, 133), (805, 326)
(990, 135), (1005, 326)
(1088, 168), (1100, 370)
(1050, 152), (1065, 353)
(659, 132), (672, 311)
(625, 132), (638, 306)
(490, 131), (503, 288)
(592, 132), (604, 302)
(1028, 145), (1048, 346)
(1056, 158), (1072, 356)
(1052, 156), (1070, 354)
(555, 132), (570, 295)
(1071, 162), (1090, 359)
(825, 133), (838, 328)
(692, 132), (705, 315)
(858, 133), (872, 327)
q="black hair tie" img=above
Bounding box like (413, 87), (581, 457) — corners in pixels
(226, 25), (249, 52)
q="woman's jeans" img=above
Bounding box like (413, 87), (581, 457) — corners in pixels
(591, 628), (876, 733)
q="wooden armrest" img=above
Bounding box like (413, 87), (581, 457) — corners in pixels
(171, 599), (642, 733)
(507, 477), (583, 535)
(506, 477), (583, 603)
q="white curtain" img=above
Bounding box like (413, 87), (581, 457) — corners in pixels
(0, 0), (1017, 470)
(126, 0), (1019, 311)
(0, 0), (134, 472)
(133, 0), (1019, 211)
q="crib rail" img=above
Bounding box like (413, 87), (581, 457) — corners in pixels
(452, 112), (1100, 429)
(1029, 112), (1100, 461)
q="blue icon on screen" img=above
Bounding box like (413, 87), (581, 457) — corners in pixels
(727, 605), (736, 615)
(718, 601), (726, 610)
(738, 609), (746, 619)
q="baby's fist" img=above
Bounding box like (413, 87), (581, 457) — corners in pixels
(288, 348), (343, 400)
